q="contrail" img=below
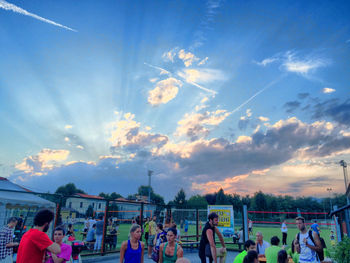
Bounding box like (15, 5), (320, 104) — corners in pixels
(231, 74), (286, 114)
(144, 62), (170, 75)
(144, 62), (217, 94)
(0, 0), (77, 32)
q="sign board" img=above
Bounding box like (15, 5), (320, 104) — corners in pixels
(208, 205), (234, 235)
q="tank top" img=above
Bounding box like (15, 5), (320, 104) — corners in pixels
(162, 242), (178, 263)
(124, 240), (142, 263)
(298, 231), (318, 263)
(199, 222), (216, 253)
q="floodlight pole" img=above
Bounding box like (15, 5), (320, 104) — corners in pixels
(327, 188), (333, 210)
(148, 170), (153, 203)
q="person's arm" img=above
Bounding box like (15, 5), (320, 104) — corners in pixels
(6, 242), (19, 248)
(214, 227), (226, 251)
(177, 245), (183, 258)
(307, 232), (322, 252)
(206, 229), (217, 263)
(47, 243), (61, 255)
(159, 243), (164, 263)
(153, 233), (157, 246)
(141, 242), (145, 263)
(51, 253), (65, 263)
(120, 241), (127, 263)
(294, 234), (300, 254)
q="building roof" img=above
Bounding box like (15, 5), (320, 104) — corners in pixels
(74, 193), (104, 200)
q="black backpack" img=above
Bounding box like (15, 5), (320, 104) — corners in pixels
(297, 230), (324, 261)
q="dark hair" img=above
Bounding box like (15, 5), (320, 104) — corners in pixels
(7, 217), (18, 224)
(243, 250), (258, 263)
(92, 224), (96, 228)
(98, 214), (103, 220)
(68, 224), (73, 228)
(278, 250), (288, 263)
(157, 223), (163, 230)
(167, 227), (177, 236)
(54, 226), (65, 235)
(295, 216), (305, 223)
(244, 240), (256, 251)
(271, 236), (280, 246)
(208, 212), (218, 221)
(34, 209), (54, 227)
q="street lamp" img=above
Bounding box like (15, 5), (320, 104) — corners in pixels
(327, 188), (332, 210)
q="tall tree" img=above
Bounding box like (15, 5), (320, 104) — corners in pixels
(174, 188), (187, 207)
(205, 193), (217, 205)
(216, 188), (228, 205)
(55, 183), (85, 196)
(188, 195), (208, 207)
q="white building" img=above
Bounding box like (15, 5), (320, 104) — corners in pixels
(65, 193), (106, 216)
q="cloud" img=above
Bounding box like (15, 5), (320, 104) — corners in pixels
(177, 68), (226, 84)
(298, 93), (310, 99)
(15, 149), (70, 175)
(258, 116), (269, 122)
(282, 51), (327, 74)
(176, 110), (231, 141)
(284, 101), (301, 113)
(238, 109), (253, 130)
(310, 98), (350, 126)
(162, 49), (177, 62)
(255, 57), (279, 66)
(323, 87), (336, 94)
(0, 0), (77, 32)
(148, 77), (183, 106)
(64, 125), (73, 130)
(178, 49), (199, 67)
(144, 62), (170, 76)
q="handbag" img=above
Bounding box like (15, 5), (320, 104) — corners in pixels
(205, 244), (212, 257)
(151, 247), (159, 262)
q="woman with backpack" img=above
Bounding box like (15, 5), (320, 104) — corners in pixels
(159, 228), (183, 263)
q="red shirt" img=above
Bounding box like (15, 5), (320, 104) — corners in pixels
(17, 229), (53, 263)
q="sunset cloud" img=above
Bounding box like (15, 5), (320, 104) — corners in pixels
(148, 77), (183, 106)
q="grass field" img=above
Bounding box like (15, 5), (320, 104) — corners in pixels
(73, 222), (334, 255)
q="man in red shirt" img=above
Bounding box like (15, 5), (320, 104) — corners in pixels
(17, 209), (61, 263)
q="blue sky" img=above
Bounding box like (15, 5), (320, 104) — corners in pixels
(1, 0), (350, 200)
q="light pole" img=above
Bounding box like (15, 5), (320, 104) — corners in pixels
(327, 188), (333, 210)
(340, 160), (350, 204)
(148, 170), (153, 203)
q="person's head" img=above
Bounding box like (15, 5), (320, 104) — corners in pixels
(277, 249), (288, 263)
(129, 224), (141, 240)
(243, 250), (259, 263)
(295, 216), (306, 231)
(172, 223), (177, 229)
(167, 227), (177, 242)
(244, 240), (256, 251)
(153, 215), (157, 221)
(20, 214), (24, 218)
(34, 209), (54, 232)
(157, 223), (163, 231)
(92, 224), (96, 229)
(208, 212), (219, 226)
(165, 217), (171, 224)
(256, 232), (263, 242)
(176, 257), (191, 263)
(271, 236), (280, 246)
(68, 223), (73, 229)
(7, 217), (18, 228)
(53, 226), (65, 244)
(283, 220), (286, 224)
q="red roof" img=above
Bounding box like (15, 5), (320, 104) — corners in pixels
(74, 193), (104, 199)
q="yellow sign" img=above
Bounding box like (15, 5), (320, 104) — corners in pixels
(208, 205), (234, 229)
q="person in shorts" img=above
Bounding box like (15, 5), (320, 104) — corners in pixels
(148, 216), (157, 258)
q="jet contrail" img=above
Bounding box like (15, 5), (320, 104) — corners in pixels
(231, 74), (286, 114)
(144, 62), (171, 75)
(186, 80), (217, 94)
(0, 0), (77, 32)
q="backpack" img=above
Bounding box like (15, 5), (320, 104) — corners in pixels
(297, 230), (324, 261)
(151, 231), (167, 262)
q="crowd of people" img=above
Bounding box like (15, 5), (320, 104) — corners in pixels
(0, 209), (333, 263)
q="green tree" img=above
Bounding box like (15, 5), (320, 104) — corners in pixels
(253, 191), (267, 211)
(55, 183), (85, 196)
(216, 188), (228, 205)
(187, 195), (207, 207)
(138, 185), (153, 196)
(174, 188), (187, 207)
(205, 193), (216, 205)
(227, 194), (242, 213)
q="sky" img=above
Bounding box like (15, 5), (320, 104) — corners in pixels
(1, 0), (350, 201)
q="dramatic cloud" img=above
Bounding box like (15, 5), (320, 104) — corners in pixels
(323, 87), (336, 94)
(0, 0), (77, 32)
(148, 77), (183, 106)
(178, 49), (199, 67)
(176, 110), (231, 141)
(284, 101), (301, 113)
(310, 98), (350, 126)
(15, 149), (70, 175)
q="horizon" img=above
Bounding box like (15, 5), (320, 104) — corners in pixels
(1, 0), (350, 201)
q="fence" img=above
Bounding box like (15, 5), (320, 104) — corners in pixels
(0, 188), (336, 257)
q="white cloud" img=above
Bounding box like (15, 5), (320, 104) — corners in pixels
(178, 49), (199, 67)
(64, 137), (70, 142)
(177, 68), (226, 84)
(255, 57), (278, 66)
(258, 116), (269, 122)
(148, 77), (183, 106)
(64, 125), (73, 130)
(282, 52), (327, 74)
(162, 49), (177, 62)
(149, 78), (158, 83)
(322, 87), (336, 94)
(0, 0), (77, 32)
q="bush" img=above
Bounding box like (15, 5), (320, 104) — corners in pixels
(331, 236), (350, 263)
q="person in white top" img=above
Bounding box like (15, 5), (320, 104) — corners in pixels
(281, 220), (288, 246)
(294, 216), (322, 263)
(255, 232), (270, 256)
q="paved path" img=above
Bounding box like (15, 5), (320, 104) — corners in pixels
(83, 249), (239, 263)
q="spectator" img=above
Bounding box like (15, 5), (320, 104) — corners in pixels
(88, 217), (96, 231)
(255, 232), (270, 256)
(234, 240), (256, 263)
(15, 215), (24, 232)
(66, 224), (75, 241)
(248, 220), (253, 236)
(44, 226), (72, 263)
(277, 250), (288, 263)
(159, 228), (183, 263)
(243, 250), (259, 263)
(120, 224), (144, 263)
(86, 224), (96, 242)
(265, 236), (281, 263)
(148, 216), (157, 258)
(17, 209), (61, 263)
(94, 215), (104, 252)
(238, 228), (244, 243)
(144, 218), (150, 247)
(0, 217), (19, 263)
(281, 220), (288, 246)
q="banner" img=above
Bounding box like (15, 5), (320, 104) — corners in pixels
(208, 205), (234, 235)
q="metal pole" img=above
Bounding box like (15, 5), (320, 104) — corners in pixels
(327, 188), (332, 210)
(148, 170), (153, 203)
(339, 160), (350, 237)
